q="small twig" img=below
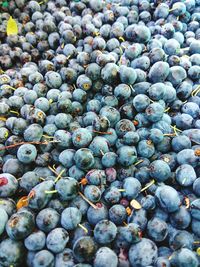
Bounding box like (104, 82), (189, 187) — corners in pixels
(78, 191), (97, 209)
(78, 223), (88, 233)
(134, 160), (144, 166)
(0, 140), (60, 151)
(93, 130), (112, 135)
(45, 190), (58, 194)
(163, 133), (176, 137)
(54, 169), (65, 183)
(140, 180), (155, 192)
(48, 165), (59, 176)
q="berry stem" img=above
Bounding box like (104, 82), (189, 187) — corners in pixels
(78, 191), (97, 209)
(54, 169), (65, 183)
(78, 223), (88, 233)
(140, 179), (155, 192)
(93, 130), (112, 135)
(45, 190), (58, 194)
(0, 140), (60, 151)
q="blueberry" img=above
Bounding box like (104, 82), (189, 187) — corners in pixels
(32, 250), (55, 267)
(17, 144), (37, 163)
(170, 248), (198, 267)
(145, 102), (164, 122)
(6, 210), (35, 240)
(122, 177), (141, 200)
(129, 238), (158, 267)
(147, 217), (168, 242)
(87, 203), (108, 226)
(55, 248), (75, 267)
(133, 94), (151, 112)
(156, 257), (170, 267)
(46, 228), (69, 253)
(74, 148), (95, 170)
(193, 178), (200, 197)
(125, 24), (151, 43)
(176, 149), (198, 167)
(28, 181), (54, 210)
(73, 236), (97, 263)
(109, 204), (127, 225)
(0, 238), (26, 266)
(137, 140), (155, 158)
(149, 61), (170, 83)
(72, 128), (93, 148)
(56, 177), (78, 201)
(175, 164), (196, 186)
(169, 230), (194, 250)
(149, 129), (164, 144)
(155, 185), (181, 213)
(0, 173), (18, 197)
(24, 230), (46, 251)
(94, 220), (117, 244)
(94, 247), (118, 267)
(167, 66), (187, 86)
(101, 63), (119, 84)
(54, 130), (72, 149)
(36, 208), (60, 233)
(171, 135), (191, 152)
(61, 207), (82, 230)
(117, 146), (137, 166)
(0, 208), (8, 235)
(149, 160), (171, 182)
(182, 102), (200, 119)
(2, 158), (23, 177)
(84, 185), (101, 203)
(0, 198), (16, 216)
(119, 66), (137, 85)
(102, 152), (117, 168)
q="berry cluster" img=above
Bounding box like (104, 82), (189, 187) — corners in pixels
(0, 0), (200, 266)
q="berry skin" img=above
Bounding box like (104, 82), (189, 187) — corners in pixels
(73, 236), (98, 263)
(94, 247), (118, 267)
(32, 250), (55, 267)
(61, 207), (82, 230)
(17, 144), (37, 164)
(0, 173), (18, 197)
(147, 217), (168, 242)
(0, 238), (26, 266)
(0, 208), (8, 235)
(46, 228), (69, 254)
(74, 148), (95, 170)
(149, 160), (171, 182)
(28, 181), (54, 210)
(72, 128), (93, 148)
(155, 185), (181, 213)
(36, 208), (60, 233)
(94, 220), (117, 245)
(24, 230), (46, 251)
(129, 238), (158, 267)
(6, 210), (35, 240)
(55, 177), (78, 201)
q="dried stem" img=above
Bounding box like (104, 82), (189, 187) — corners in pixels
(0, 140), (60, 151)
(93, 130), (112, 135)
(78, 191), (97, 209)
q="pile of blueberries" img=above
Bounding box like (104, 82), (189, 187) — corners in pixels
(1, 0), (200, 266)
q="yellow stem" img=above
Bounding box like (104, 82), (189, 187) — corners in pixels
(45, 190), (57, 194)
(134, 159), (144, 166)
(140, 180), (155, 192)
(78, 223), (88, 233)
(48, 165), (58, 176)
